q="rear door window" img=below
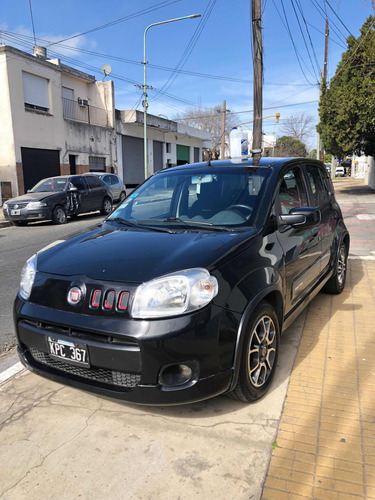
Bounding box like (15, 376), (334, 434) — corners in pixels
(85, 176), (103, 189)
(306, 165), (329, 206)
(278, 168), (308, 214)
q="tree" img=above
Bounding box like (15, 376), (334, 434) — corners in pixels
(274, 136), (308, 157)
(173, 106), (239, 158)
(317, 16), (375, 157)
(280, 112), (315, 145)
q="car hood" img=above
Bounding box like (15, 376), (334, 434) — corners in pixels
(36, 223), (256, 283)
(6, 192), (60, 203)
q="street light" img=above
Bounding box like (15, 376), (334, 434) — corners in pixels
(142, 14), (201, 180)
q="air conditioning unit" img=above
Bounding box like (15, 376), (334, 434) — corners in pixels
(77, 98), (89, 107)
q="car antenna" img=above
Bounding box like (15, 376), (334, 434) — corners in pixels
(206, 152), (212, 167)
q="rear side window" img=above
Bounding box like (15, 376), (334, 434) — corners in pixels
(306, 165), (329, 206)
(86, 175), (103, 189)
(110, 175), (119, 185)
(278, 168), (308, 214)
(70, 176), (87, 191)
(102, 175), (111, 185)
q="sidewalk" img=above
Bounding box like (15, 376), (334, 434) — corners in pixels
(263, 179), (375, 499)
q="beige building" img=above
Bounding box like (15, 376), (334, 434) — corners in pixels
(0, 45), (116, 198)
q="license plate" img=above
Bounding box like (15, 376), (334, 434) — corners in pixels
(11, 209), (21, 215)
(47, 337), (89, 366)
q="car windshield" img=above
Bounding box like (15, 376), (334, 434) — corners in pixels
(107, 167), (270, 229)
(30, 178), (68, 193)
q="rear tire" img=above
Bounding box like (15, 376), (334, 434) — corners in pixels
(52, 206), (67, 225)
(101, 197), (112, 215)
(119, 191), (126, 203)
(323, 243), (347, 294)
(228, 300), (280, 402)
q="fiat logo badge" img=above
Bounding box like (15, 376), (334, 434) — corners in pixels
(67, 286), (82, 305)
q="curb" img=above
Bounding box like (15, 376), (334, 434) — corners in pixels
(0, 220), (12, 228)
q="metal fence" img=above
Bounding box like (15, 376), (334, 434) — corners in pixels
(62, 97), (109, 128)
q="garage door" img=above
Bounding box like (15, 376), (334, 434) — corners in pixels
(177, 145), (190, 165)
(21, 147), (60, 192)
(121, 136), (145, 187)
(153, 141), (163, 171)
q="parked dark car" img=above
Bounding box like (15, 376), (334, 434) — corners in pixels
(14, 158), (349, 405)
(87, 172), (126, 203)
(3, 174), (112, 225)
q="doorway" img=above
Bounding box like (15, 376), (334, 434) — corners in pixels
(69, 155), (77, 175)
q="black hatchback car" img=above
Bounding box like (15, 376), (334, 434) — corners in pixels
(3, 174), (112, 225)
(14, 158), (349, 405)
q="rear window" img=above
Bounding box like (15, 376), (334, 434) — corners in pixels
(86, 175), (104, 189)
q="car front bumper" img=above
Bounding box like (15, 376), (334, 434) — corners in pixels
(14, 297), (240, 405)
(4, 206), (52, 223)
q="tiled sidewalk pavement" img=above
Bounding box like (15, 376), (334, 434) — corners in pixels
(263, 179), (375, 499)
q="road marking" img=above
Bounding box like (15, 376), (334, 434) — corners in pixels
(357, 214), (375, 220)
(0, 362), (24, 383)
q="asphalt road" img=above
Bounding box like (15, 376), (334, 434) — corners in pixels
(0, 213), (105, 354)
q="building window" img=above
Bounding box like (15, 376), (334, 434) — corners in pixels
(166, 143), (171, 154)
(89, 156), (106, 172)
(22, 72), (49, 113)
(62, 87), (74, 119)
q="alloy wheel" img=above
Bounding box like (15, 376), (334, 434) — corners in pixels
(56, 208), (66, 224)
(337, 246), (346, 286)
(247, 315), (277, 388)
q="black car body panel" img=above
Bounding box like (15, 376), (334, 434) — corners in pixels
(14, 158), (349, 404)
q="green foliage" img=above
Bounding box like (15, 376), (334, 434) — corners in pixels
(317, 16), (375, 157)
(274, 136), (308, 157)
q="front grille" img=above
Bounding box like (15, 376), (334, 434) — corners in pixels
(29, 348), (141, 389)
(8, 202), (28, 209)
(24, 320), (138, 347)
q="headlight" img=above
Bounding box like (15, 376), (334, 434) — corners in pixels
(27, 201), (47, 209)
(131, 268), (218, 319)
(3, 202), (8, 210)
(19, 254), (37, 300)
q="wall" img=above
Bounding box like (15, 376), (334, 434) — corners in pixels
(0, 52), (17, 199)
(365, 156), (375, 191)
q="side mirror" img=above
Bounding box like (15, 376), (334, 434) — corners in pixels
(68, 186), (78, 192)
(27, 189), (31, 193)
(278, 207), (321, 228)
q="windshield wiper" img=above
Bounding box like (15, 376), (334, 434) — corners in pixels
(107, 217), (174, 234)
(145, 217), (235, 232)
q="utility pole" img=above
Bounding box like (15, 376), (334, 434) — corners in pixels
(318, 18), (329, 163)
(251, 0), (263, 166)
(220, 100), (226, 159)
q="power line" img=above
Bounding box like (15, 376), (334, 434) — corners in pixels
(151, 0), (217, 102)
(294, 0), (322, 71)
(324, 0), (353, 37)
(310, 0), (347, 45)
(48, 0), (184, 46)
(0, 28), (315, 87)
(272, 0), (317, 84)
(290, 0), (319, 79)
(305, 21), (346, 49)
(174, 99), (319, 120)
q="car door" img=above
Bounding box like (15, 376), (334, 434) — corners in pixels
(110, 175), (121, 200)
(102, 174), (115, 199)
(85, 175), (107, 210)
(69, 176), (90, 213)
(275, 166), (322, 314)
(305, 164), (335, 275)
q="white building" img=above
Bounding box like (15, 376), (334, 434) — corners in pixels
(116, 110), (212, 187)
(0, 45), (116, 198)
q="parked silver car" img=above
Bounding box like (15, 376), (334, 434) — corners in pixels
(87, 173), (126, 203)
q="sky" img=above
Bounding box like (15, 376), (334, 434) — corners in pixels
(1, 0), (373, 150)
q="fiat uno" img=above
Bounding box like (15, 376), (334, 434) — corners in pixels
(14, 158), (349, 405)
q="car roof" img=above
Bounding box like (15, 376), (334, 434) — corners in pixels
(163, 157), (324, 174)
(84, 172), (112, 175)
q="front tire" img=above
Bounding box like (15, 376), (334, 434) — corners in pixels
(229, 301), (280, 402)
(12, 220), (28, 226)
(119, 191), (126, 203)
(101, 197), (112, 215)
(52, 206), (67, 225)
(323, 243), (347, 294)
